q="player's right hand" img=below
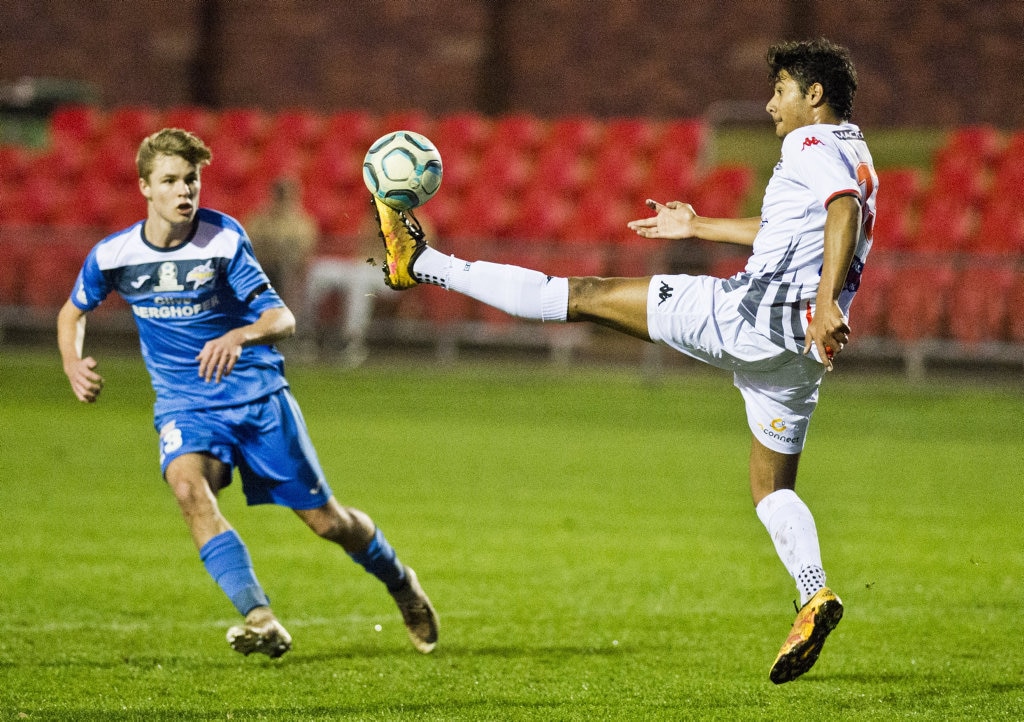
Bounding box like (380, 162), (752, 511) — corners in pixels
(627, 199), (698, 240)
(66, 356), (104, 403)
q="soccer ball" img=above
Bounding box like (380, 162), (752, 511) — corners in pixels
(363, 130), (443, 210)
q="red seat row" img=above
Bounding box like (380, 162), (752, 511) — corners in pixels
(853, 258), (1024, 344)
(872, 126), (1024, 256)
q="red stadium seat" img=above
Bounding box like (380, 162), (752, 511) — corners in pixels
(256, 142), (308, 181)
(660, 119), (709, 164)
(432, 112), (492, 155)
(691, 165), (755, 219)
(489, 113), (547, 154)
(163, 106), (218, 138)
(935, 125), (1003, 168)
(1008, 272), (1024, 343)
(872, 168), (923, 251)
(968, 197), (1024, 255)
(215, 108), (270, 149)
(570, 189), (634, 244)
(884, 262), (957, 341)
(106, 105), (163, 145)
(49, 104), (105, 149)
(849, 261), (896, 338)
(12, 174), (72, 226)
(0, 230), (29, 305)
(590, 142), (650, 200)
(22, 236), (89, 310)
(0, 144), (35, 185)
(544, 115), (603, 156)
(641, 142), (700, 204)
(929, 154), (989, 206)
(305, 141), (363, 192)
(379, 109), (432, 136)
(447, 184), (513, 240)
(270, 108), (324, 150)
(604, 117), (660, 155)
(474, 144), (533, 194)
(505, 190), (572, 242)
(528, 142), (588, 198)
(907, 191), (975, 252)
(322, 109), (381, 155)
(947, 265), (1014, 344)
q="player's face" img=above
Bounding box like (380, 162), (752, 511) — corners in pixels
(139, 153), (201, 226)
(766, 71), (816, 139)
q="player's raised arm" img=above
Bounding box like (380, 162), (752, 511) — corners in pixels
(57, 299), (104, 403)
(627, 199), (761, 246)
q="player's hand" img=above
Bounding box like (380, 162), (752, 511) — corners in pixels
(65, 356), (104, 403)
(804, 300), (851, 372)
(627, 199), (698, 240)
(196, 331), (244, 383)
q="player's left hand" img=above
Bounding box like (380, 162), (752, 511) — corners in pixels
(627, 199), (698, 240)
(804, 300), (850, 372)
(196, 332), (244, 383)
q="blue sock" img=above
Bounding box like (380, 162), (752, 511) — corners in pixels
(349, 528), (407, 593)
(200, 530), (270, 616)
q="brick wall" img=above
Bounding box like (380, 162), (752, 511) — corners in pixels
(2, 0), (1023, 127)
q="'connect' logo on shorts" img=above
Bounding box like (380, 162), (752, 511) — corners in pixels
(757, 418), (802, 445)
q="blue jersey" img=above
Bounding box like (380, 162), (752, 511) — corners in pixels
(71, 208), (289, 416)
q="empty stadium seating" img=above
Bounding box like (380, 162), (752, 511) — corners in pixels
(1, 106), (1021, 373)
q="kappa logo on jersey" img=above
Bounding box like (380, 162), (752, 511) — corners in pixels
(832, 128), (864, 141)
(130, 274), (151, 289)
(658, 281), (674, 305)
(801, 136), (824, 150)
(185, 260), (216, 289)
(75, 280), (88, 305)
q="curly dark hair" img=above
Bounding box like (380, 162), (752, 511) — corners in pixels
(767, 38), (858, 122)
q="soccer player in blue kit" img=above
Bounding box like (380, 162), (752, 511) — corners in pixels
(375, 38), (873, 683)
(57, 128), (438, 658)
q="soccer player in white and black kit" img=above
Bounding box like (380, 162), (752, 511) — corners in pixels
(376, 38), (874, 683)
(57, 128), (438, 658)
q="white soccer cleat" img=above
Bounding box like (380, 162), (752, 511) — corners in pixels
(390, 566), (439, 654)
(226, 612), (293, 659)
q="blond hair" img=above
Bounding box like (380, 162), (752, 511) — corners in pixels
(136, 128), (213, 180)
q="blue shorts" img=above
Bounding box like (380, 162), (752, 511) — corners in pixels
(154, 388), (333, 510)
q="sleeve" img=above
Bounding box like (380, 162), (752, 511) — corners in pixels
(225, 230), (285, 314)
(70, 246), (111, 312)
(783, 128), (860, 209)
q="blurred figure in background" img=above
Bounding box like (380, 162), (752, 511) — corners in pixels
(303, 216), (397, 367)
(246, 178), (318, 316)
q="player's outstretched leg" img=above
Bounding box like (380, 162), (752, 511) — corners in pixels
(226, 606), (293, 659)
(769, 586), (843, 684)
(389, 566), (439, 654)
(372, 196), (427, 289)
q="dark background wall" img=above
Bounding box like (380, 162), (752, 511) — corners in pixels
(2, 0), (1023, 128)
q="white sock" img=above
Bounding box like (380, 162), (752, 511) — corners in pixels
(413, 246), (568, 322)
(755, 489), (826, 606)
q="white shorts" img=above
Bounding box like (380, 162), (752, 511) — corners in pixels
(646, 274), (825, 454)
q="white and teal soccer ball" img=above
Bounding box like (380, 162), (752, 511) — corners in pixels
(363, 130), (443, 210)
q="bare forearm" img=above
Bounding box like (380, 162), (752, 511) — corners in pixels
(57, 300), (86, 367)
(690, 216), (761, 246)
(817, 196), (860, 304)
(237, 306), (297, 347)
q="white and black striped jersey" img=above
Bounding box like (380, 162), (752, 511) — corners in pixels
(735, 123), (877, 353)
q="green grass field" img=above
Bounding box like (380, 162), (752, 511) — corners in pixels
(1, 350), (1022, 720)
